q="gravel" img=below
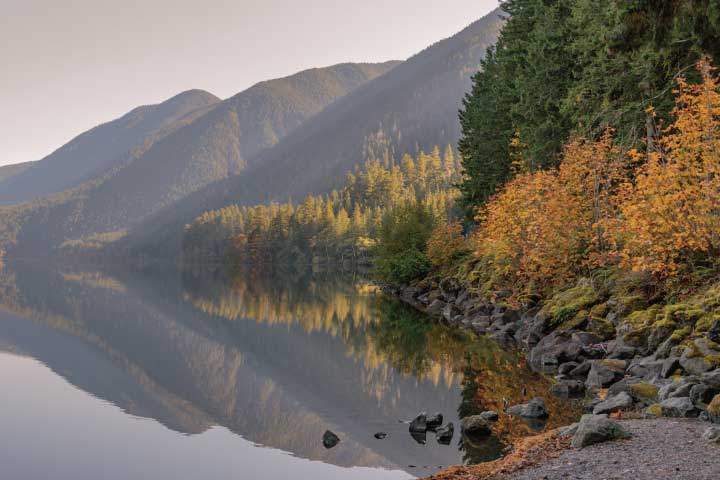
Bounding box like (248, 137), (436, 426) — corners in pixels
(501, 419), (720, 480)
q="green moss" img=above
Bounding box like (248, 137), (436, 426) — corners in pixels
(542, 284), (600, 327)
(670, 326), (691, 342)
(704, 354), (720, 368)
(630, 382), (659, 400)
(627, 305), (662, 327)
(646, 403), (663, 417)
(589, 302), (609, 319)
(615, 294), (647, 314)
(589, 317), (616, 338)
(623, 326), (651, 347)
(709, 395), (720, 415)
(652, 318), (678, 330)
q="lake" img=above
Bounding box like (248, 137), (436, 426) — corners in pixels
(0, 262), (577, 479)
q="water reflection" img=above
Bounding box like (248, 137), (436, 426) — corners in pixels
(0, 262), (579, 479)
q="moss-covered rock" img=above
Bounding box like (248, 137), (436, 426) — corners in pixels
(542, 283), (601, 328)
(630, 382), (659, 401)
(646, 403), (663, 417)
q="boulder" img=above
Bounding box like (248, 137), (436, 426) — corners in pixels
(436, 423), (454, 444)
(409, 413), (427, 433)
(661, 356), (682, 378)
(680, 339), (720, 376)
(549, 380), (586, 398)
(507, 397), (549, 419)
(586, 359), (625, 389)
(593, 392), (634, 415)
(460, 415), (491, 437)
(606, 377), (642, 397)
(701, 369), (720, 390)
(570, 360), (592, 378)
(442, 303), (461, 323)
(708, 394), (720, 423)
(608, 345), (637, 360)
(480, 410), (499, 422)
(707, 320), (720, 343)
(426, 413), (443, 430)
(323, 430), (340, 449)
(690, 384), (716, 404)
(702, 426), (720, 444)
(660, 397), (698, 417)
(558, 362), (579, 376)
(571, 414), (631, 449)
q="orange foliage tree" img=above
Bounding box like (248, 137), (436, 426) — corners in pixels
(473, 131), (626, 294)
(609, 59), (720, 278)
(426, 219), (468, 267)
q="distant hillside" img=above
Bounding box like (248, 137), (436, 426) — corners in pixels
(0, 161), (34, 185)
(120, 8), (504, 257)
(0, 62), (399, 256)
(0, 90), (221, 205)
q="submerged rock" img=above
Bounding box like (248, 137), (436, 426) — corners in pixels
(373, 432), (387, 440)
(322, 430), (340, 449)
(409, 413), (427, 433)
(571, 414), (630, 448)
(426, 413), (443, 430)
(550, 379), (586, 398)
(436, 423), (454, 444)
(507, 397), (549, 418)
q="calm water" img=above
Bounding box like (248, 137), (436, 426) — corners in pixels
(0, 262), (577, 480)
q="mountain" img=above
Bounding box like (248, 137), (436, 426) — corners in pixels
(119, 8), (505, 257)
(0, 62), (398, 255)
(0, 161), (34, 185)
(0, 90), (222, 205)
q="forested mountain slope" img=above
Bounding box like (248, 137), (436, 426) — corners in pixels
(0, 90), (221, 204)
(0, 62), (397, 256)
(0, 161), (34, 185)
(118, 8), (504, 257)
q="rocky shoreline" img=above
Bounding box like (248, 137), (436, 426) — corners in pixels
(382, 278), (720, 477)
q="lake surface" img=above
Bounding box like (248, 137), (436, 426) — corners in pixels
(0, 262), (577, 479)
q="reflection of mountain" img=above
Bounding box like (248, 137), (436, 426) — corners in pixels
(0, 263), (465, 472)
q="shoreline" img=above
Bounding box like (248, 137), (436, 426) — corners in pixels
(381, 281), (720, 478)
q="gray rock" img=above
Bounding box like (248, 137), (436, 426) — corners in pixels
(702, 426), (720, 444)
(442, 303), (460, 322)
(571, 414), (631, 449)
(558, 362), (579, 375)
(668, 379), (700, 399)
(607, 376), (642, 397)
(586, 360), (625, 389)
(660, 397), (699, 417)
(608, 345), (637, 360)
(479, 410), (499, 422)
(508, 397), (549, 419)
(707, 320), (720, 343)
(323, 430), (340, 449)
(680, 339), (720, 376)
(690, 383), (715, 404)
(593, 392), (634, 415)
(626, 356), (664, 380)
(661, 357), (682, 378)
(558, 422), (579, 438)
(570, 361), (592, 378)
(461, 415), (491, 437)
(436, 423), (454, 444)
(409, 413), (427, 433)
(550, 380), (586, 398)
(374, 432), (387, 439)
(701, 369), (720, 390)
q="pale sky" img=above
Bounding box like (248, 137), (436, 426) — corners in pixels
(0, 0), (499, 167)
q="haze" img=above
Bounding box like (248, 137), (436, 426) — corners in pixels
(0, 0), (499, 167)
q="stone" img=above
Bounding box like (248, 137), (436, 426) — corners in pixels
(426, 413), (443, 430)
(661, 356), (682, 378)
(707, 320), (720, 343)
(479, 410), (499, 422)
(409, 413), (427, 433)
(571, 414), (631, 449)
(593, 392), (634, 415)
(660, 397), (699, 417)
(586, 359), (625, 389)
(442, 303), (461, 323)
(507, 397), (549, 419)
(426, 299), (445, 316)
(460, 415), (491, 437)
(690, 384), (716, 404)
(374, 432), (387, 439)
(702, 426), (720, 444)
(550, 380), (586, 398)
(558, 362), (579, 376)
(606, 377), (642, 397)
(323, 430), (340, 449)
(680, 338), (720, 376)
(570, 360), (592, 378)
(701, 369), (720, 390)
(435, 423), (454, 444)
(608, 345), (637, 360)
(557, 423), (579, 438)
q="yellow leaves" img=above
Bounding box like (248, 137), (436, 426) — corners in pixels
(426, 220), (467, 267)
(609, 58), (720, 278)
